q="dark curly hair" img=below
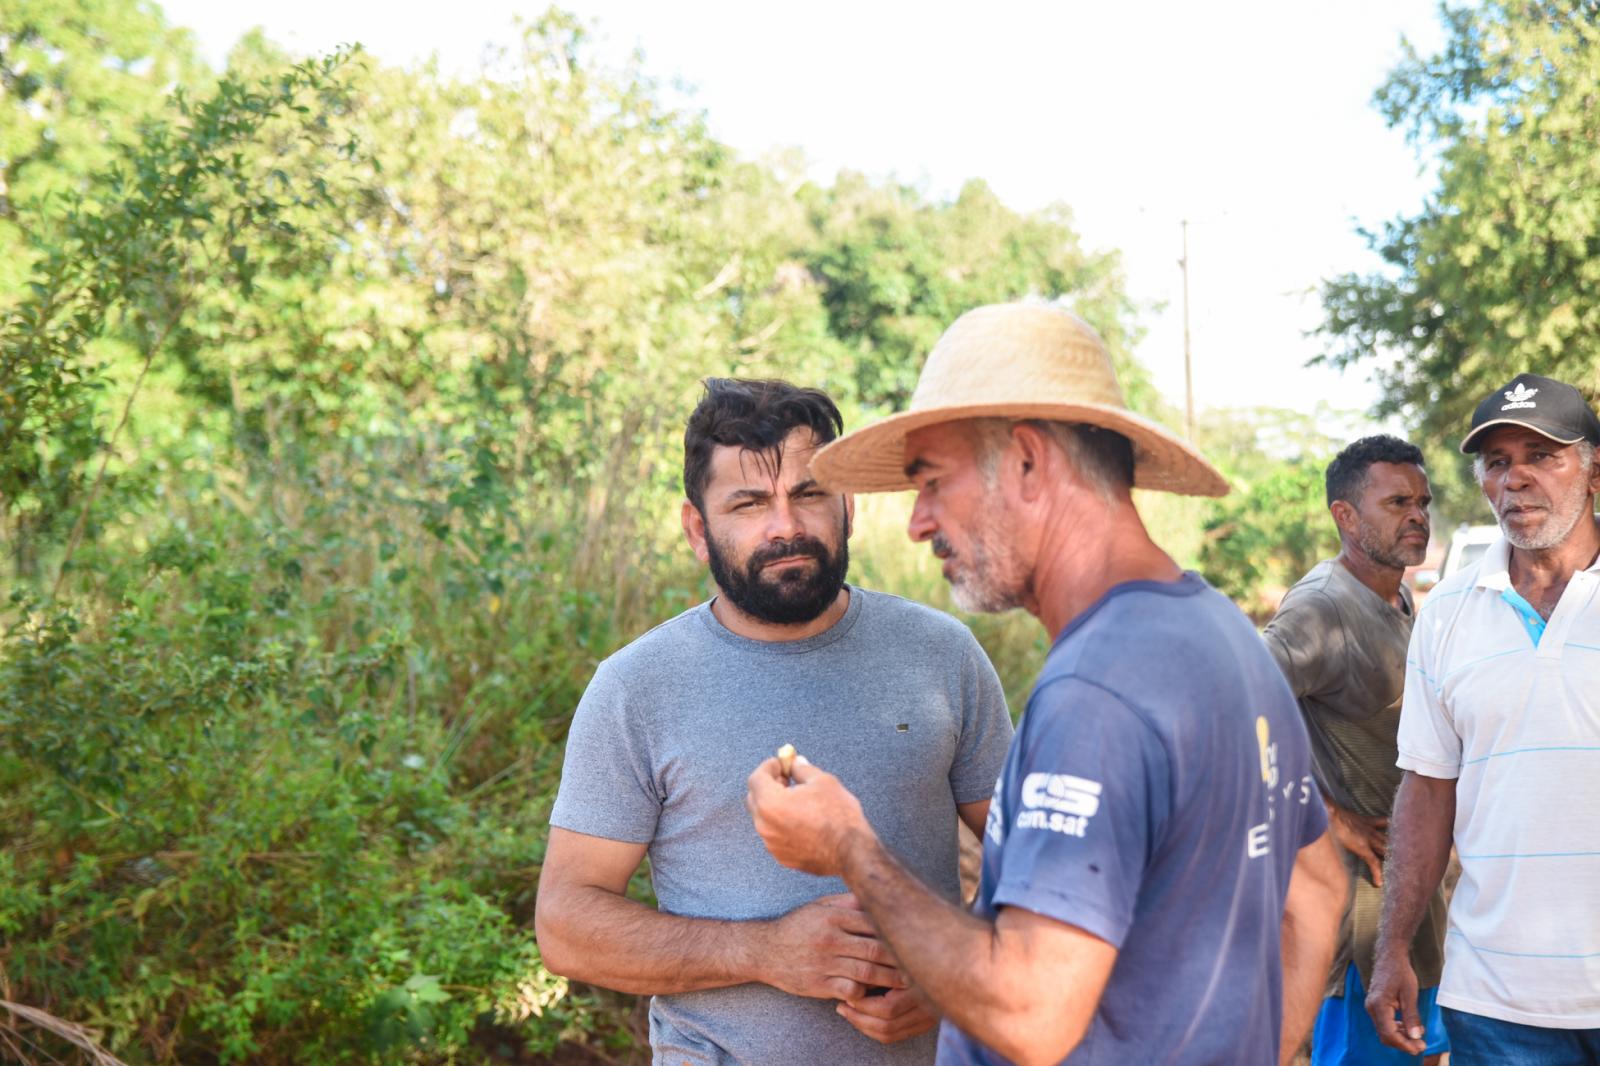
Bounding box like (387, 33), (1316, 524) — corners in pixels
(1325, 434), (1426, 508)
(683, 378), (844, 511)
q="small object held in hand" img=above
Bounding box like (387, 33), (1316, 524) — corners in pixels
(777, 743), (797, 780)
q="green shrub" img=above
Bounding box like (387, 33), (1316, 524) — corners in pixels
(1198, 459), (1340, 619)
(0, 438), (654, 1063)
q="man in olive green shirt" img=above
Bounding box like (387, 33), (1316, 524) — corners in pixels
(1264, 435), (1447, 1066)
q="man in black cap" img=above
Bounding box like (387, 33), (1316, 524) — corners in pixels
(1366, 374), (1600, 1064)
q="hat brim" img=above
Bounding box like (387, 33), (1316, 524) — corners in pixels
(1459, 418), (1586, 454)
(812, 401), (1231, 497)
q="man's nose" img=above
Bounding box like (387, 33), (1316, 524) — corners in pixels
(765, 495), (806, 541)
(907, 492), (936, 543)
(1503, 459), (1534, 491)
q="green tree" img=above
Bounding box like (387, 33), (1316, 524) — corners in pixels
(806, 176), (1149, 412)
(1, 0), (201, 297)
(0, 45), (367, 579)
(1320, 0), (1600, 440)
(1199, 457), (1340, 615)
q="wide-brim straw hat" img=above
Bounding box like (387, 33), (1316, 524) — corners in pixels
(812, 303), (1230, 497)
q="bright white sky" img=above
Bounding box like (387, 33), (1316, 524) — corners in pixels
(161, 0), (1444, 430)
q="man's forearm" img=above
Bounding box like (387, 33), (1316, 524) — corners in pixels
(1278, 835), (1346, 1065)
(538, 885), (768, 995)
(1279, 913), (1333, 1065)
(839, 831), (987, 1012)
(745, 759), (1113, 1061)
(838, 829), (1077, 1063)
(1374, 772), (1455, 959)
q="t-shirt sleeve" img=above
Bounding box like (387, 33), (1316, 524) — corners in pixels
(948, 633), (1016, 805)
(989, 678), (1167, 949)
(1261, 591), (1347, 701)
(548, 658), (662, 843)
(1395, 609), (1462, 779)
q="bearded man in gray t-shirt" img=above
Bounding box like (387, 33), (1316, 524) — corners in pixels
(1263, 434), (1448, 1066)
(536, 378), (1013, 1065)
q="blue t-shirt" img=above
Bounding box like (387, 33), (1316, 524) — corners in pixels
(938, 573), (1328, 1066)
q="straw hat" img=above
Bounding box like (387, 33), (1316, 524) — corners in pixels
(812, 303), (1230, 497)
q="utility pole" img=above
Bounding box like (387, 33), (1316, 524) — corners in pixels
(1179, 219), (1195, 441)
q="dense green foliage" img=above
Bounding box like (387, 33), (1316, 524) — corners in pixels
(1320, 0), (1600, 442)
(1199, 461), (1339, 610)
(1, 0), (202, 294)
(1193, 408), (1346, 610)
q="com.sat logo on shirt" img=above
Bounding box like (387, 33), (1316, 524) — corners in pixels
(1017, 772), (1102, 838)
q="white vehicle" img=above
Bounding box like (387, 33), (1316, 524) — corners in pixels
(1440, 524), (1500, 581)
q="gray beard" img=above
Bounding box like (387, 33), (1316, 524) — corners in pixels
(1498, 479), (1593, 552)
(950, 571), (1024, 614)
(943, 511), (1028, 614)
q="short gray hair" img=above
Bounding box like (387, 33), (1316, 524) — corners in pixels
(1473, 438), (1596, 483)
(967, 418), (1135, 502)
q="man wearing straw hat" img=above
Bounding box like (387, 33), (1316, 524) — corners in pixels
(747, 303), (1348, 1065)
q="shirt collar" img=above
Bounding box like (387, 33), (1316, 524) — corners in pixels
(1474, 533), (1513, 591)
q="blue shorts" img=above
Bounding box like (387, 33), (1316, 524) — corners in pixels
(1312, 962), (1449, 1065)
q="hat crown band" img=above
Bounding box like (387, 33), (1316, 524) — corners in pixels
(810, 301), (1232, 499)
(908, 310), (1127, 414)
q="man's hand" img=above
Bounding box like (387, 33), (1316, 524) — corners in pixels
(837, 987), (939, 1044)
(746, 756), (872, 877)
(1365, 949), (1426, 1055)
(758, 893), (906, 1001)
(1365, 772), (1454, 1057)
(1328, 804), (1388, 886)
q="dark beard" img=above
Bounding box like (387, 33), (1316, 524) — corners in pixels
(1357, 517), (1427, 571)
(705, 524), (850, 626)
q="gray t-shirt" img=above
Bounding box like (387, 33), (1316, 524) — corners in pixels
(550, 586), (1014, 1065)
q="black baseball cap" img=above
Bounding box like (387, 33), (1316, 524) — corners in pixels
(1459, 372), (1600, 454)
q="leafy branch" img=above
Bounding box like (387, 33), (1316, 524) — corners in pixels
(0, 47), (369, 585)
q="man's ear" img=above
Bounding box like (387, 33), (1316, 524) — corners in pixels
(1009, 422), (1052, 503)
(682, 500), (711, 564)
(842, 492), (856, 539)
(1328, 499), (1358, 540)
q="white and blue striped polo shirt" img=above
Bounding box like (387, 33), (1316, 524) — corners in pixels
(1398, 530), (1600, 1028)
